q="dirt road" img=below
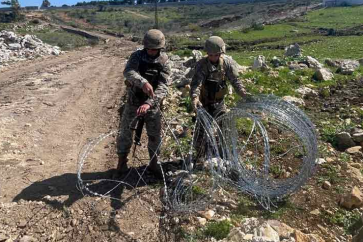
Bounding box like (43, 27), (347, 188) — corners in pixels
(0, 40), (168, 241)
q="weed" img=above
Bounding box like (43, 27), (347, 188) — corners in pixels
(204, 220), (232, 240)
(325, 209), (362, 235)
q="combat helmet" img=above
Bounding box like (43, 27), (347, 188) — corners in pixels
(143, 29), (165, 49)
(204, 36), (226, 54)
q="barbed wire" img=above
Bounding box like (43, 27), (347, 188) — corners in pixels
(76, 94), (317, 214)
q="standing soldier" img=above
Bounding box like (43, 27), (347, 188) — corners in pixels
(190, 36), (249, 117)
(190, 36), (249, 161)
(115, 29), (171, 178)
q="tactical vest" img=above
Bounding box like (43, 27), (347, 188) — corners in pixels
(200, 57), (228, 105)
(131, 52), (166, 104)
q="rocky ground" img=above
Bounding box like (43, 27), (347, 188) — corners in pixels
(1, 26), (363, 242)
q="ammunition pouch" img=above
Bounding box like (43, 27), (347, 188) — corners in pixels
(201, 78), (227, 104)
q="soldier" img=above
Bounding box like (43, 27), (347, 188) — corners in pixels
(190, 36), (249, 161)
(115, 29), (171, 178)
(190, 36), (249, 117)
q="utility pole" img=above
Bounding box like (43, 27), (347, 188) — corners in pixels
(154, 0), (158, 29)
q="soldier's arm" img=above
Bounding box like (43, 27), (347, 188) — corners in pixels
(145, 59), (172, 107)
(225, 58), (247, 97)
(190, 60), (207, 99)
(123, 51), (149, 89)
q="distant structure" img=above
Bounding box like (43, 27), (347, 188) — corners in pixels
(323, 0), (363, 7)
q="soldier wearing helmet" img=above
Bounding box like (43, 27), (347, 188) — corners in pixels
(190, 36), (248, 117)
(115, 29), (171, 178)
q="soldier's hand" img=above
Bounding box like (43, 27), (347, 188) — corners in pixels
(192, 98), (202, 112)
(142, 83), (155, 98)
(137, 104), (151, 116)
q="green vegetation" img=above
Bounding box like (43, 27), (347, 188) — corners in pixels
(325, 208), (362, 235)
(204, 220), (232, 240)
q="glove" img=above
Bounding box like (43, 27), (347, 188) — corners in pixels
(192, 97), (202, 112)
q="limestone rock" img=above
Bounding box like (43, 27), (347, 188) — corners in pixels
(352, 132), (363, 143)
(335, 132), (355, 151)
(288, 63), (308, 70)
(19, 236), (38, 242)
(295, 86), (318, 98)
(293, 230), (325, 242)
(254, 224), (279, 242)
(336, 60), (360, 75)
(339, 186), (363, 209)
(252, 55), (269, 70)
(314, 68), (334, 81)
(282, 96), (305, 106)
(346, 146), (362, 154)
(203, 210), (215, 220)
(305, 56), (323, 69)
(196, 217), (207, 226)
(267, 220), (294, 239)
(322, 181), (331, 190)
(285, 43), (302, 57)
(226, 227), (246, 242)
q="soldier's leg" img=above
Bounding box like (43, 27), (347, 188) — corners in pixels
(115, 103), (138, 174)
(144, 109), (163, 177)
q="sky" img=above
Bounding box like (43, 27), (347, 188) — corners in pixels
(0, 0), (87, 7)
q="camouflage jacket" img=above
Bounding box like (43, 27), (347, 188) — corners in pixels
(123, 49), (171, 108)
(190, 55), (247, 103)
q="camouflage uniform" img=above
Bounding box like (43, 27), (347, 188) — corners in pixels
(190, 54), (247, 117)
(117, 49), (171, 160)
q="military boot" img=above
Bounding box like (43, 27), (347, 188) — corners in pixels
(148, 156), (163, 179)
(113, 155), (128, 178)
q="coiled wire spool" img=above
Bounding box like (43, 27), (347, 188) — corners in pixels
(213, 95), (318, 202)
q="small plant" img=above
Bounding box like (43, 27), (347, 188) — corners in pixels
(325, 209), (362, 235)
(204, 220), (232, 240)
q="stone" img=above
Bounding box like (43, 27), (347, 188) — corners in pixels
(267, 220), (294, 239)
(315, 158), (326, 165)
(19, 236), (38, 242)
(314, 68), (334, 81)
(288, 63), (308, 70)
(305, 56), (323, 69)
(353, 227), (363, 242)
(335, 132), (356, 151)
(322, 181), (331, 190)
(252, 55), (269, 70)
(244, 234), (254, 240)
(346, 146), (362, 154)
(226, 227), (246, 242)
(347, 165), (363, 182)
(351, 163), (362, 169)
(18, 219), (27, 228)
(295, 86), (318, 98)
(254, 224), (279, 242)
(0, 234), (9, 242)
(192, 50), (203, 62)
(310, 209), (320, 215)
(203, 210), (215, 220)
(337, 60), (360, 75)
(359, 58), (363, 66)
(293, 230), (325, 242)
(282, 96), (305, 106)
(325, 58), (340, 68)
(352, 133), (363, 143)
(285, 43), (302, 57)
(196, 217), (207, 226)
(339, 186), (363, 209)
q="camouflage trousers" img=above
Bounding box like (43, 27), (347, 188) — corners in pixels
(117, 103), (162, 159)
(193, 101), (227, 161)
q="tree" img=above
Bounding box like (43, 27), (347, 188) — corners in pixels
(41, 0), (51, 8)
(1, 0), (22, 21)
